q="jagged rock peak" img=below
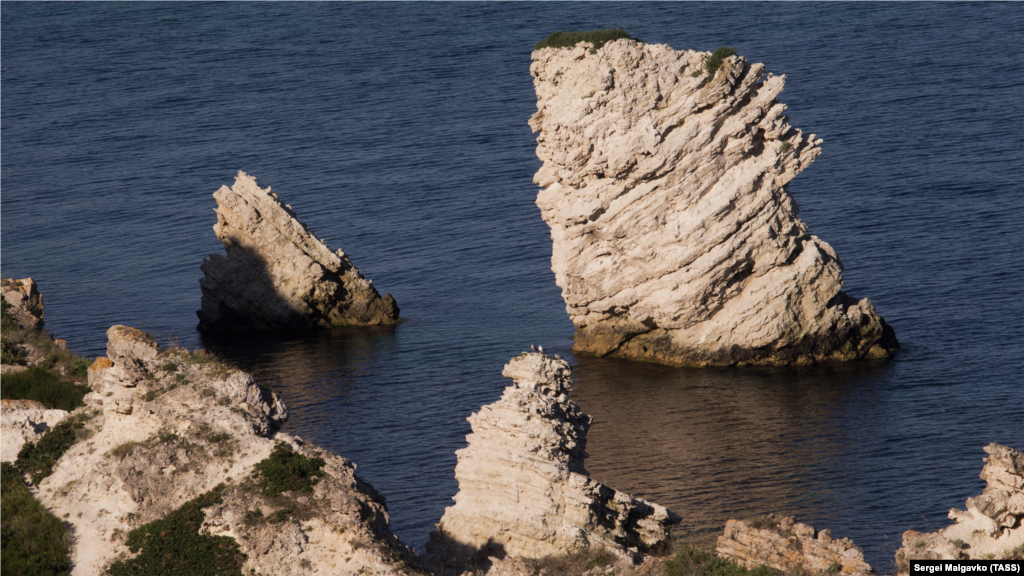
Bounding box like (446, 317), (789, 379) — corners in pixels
(198, 171), (399, 332)
(1, 277), (44, 330)
(895, 443), (1024, 571)
(717, 515), (874, 576)
(530, 40), (898, 366)
(424, 352), (680, 571)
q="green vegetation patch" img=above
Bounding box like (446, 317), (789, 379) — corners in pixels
(662, 546), (783, 576)
(106, 485), (246, 576)
(1, 365), (90, 411)
(1, 295), (21, 332)
(251, 442), (325, 497)
(692, 46), (737, 78)
(535, 29), (642, 53)
(16, 417), (86, 484)
(1, 462), (72, 576)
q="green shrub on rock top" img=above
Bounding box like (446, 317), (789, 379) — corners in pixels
(535, 29), (642, 53)
(251, 442), (325, 497)
(106, 485), (245, 576)
(692, 46), (737, 78)
(1, 462), (72, 576)
(662, 546), (783, 576)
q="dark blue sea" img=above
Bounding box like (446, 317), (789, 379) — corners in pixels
(3, 3), (1022, 570)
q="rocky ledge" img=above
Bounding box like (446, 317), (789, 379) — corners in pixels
(895, 443), (1024, 572)
(716, 515), (874, 576)
(198, 171), (399, 332)
(424, 353), (679, 572)
(530, 39), (898, 366)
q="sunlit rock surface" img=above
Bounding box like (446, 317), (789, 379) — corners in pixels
(198, 171), (399, 332)
(530, 40), (898, 366)
(424, 352), (679, 571)
(717, 515), (874, 576)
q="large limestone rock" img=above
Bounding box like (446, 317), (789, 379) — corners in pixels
(425, 353), (679, 571)
(717, 515), (874, 576)
(894, 444), (1024, 572)
(198, 171), (399, 332)
(13, 325), (422, 576)
(530, 39), (898, 366)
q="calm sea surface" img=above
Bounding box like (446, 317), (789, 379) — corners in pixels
(3, 3), (1022, 569)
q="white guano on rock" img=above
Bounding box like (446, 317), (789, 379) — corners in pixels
(198, 171), (400, 332)
(424, 352), (679, 571)
(530, 39), (898, 366)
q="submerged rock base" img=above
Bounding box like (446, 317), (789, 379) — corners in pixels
(530, 40), (898, 367)
(198, 171), (399, 332)
(424, 353), (679, 572)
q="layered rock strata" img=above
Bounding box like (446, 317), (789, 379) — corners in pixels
(425, 353), (680, 571)
(717, 516), (874, 576)
(895, 443), (1024, 572)
(530, 39), (898, 366)
(14, 325), (422, 576)
(198, 171), (399, 332)
(1, 276), (45, 330)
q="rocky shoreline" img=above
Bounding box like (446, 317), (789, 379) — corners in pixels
(3, 278), (1021, 575)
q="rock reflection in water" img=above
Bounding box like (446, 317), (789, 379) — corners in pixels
(567, 356), (891, 550)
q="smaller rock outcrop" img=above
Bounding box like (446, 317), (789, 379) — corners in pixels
(716, 516), (873, 576)
(1, 277), (44, 330)
(12, 324), (424, 576)
(425, 353), (679, 571)
(895, 443), (1024, 572)
(1, 399), (69, 462)
(198, 171), (399, 332)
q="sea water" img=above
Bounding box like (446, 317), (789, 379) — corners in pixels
(2, 3), (1022, 569)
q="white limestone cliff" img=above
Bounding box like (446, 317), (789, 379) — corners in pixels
(424, 353), (679, 571)
(530, 40), (898, 366)
(198, 171), (399, 332)
(895, 443), (1024, 572)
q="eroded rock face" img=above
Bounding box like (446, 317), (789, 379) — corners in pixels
(894, 444), (1024, 572)
(28, 325), (421, 576)
(424, 353), (679, 571)
(198, 171), (399, 332)
(530, 40), (898, 366)
(716, 516), (874, 576)
(1, 277), (44, 330)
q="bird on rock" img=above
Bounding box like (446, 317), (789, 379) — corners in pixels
(530, 344), (537, 352)
(538, 345), (545, 354)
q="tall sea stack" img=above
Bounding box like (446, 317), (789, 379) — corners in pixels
(530, 39), (898, 366)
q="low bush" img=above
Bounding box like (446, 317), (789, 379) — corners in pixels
(535, 29), (641, 52)
(1, 365), (90, 411)
(251, 442), (325, 497)
(693, 46), (737, 78)
(2, 335), (27, 365)
(531, 548), (615, 575)
(106, 485), (246, 576)
(746, 515), (780, 530)
(662, 546), (783, 576)
(16, 418), (84, 484)
(1, 462), (71, 576)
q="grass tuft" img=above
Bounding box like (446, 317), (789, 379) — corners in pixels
(106, 485), (246, 576)
(251, 442), (325, 497)
(1, 462), (71, 576)
(693, 46), (737, 78)
(1, 366), (90, 411)
(535, 29), (642, 53)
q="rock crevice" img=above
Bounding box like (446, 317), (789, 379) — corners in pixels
(530, 40), (898, 366)
(198, 171), (399, 332)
